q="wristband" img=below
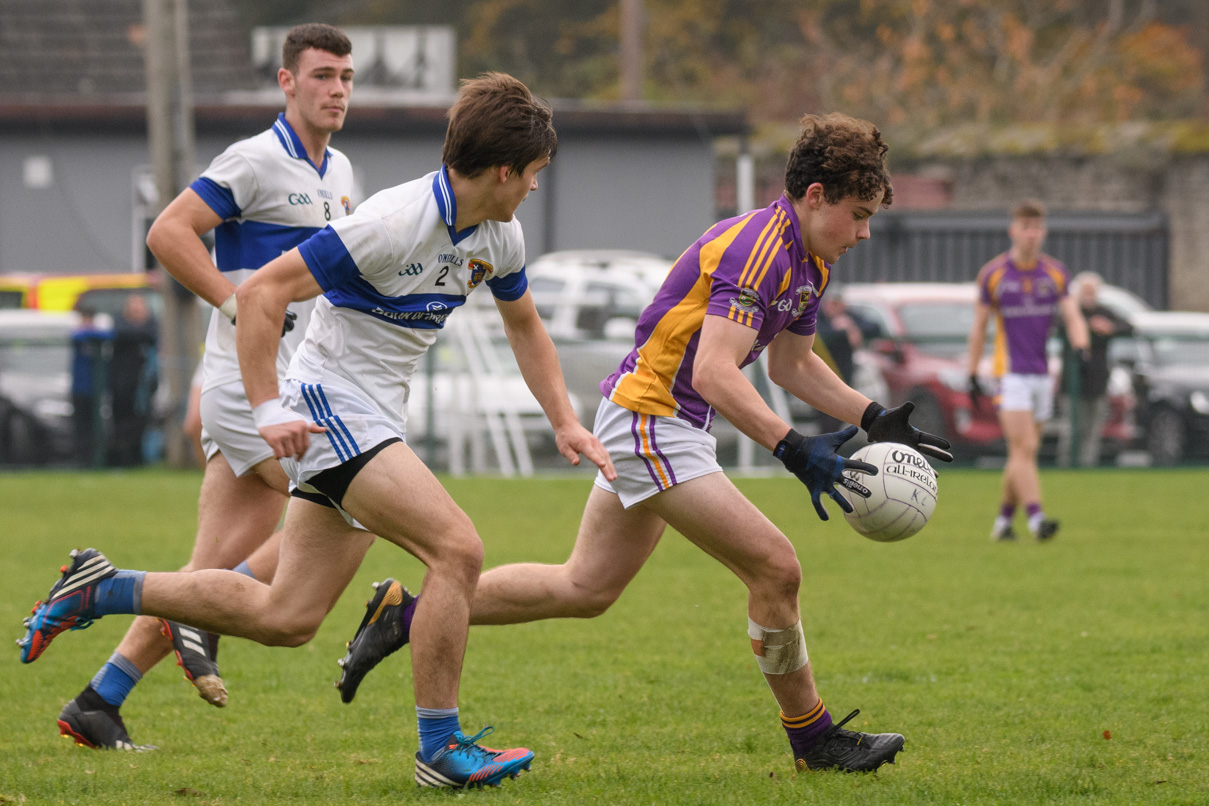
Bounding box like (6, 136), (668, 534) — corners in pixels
(252, 398), (302, 430)
(860, 401), (884, 432)
(219, 293), (238, 324)
(773, 428), (802, 462)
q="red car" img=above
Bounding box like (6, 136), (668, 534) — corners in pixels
(841, 282), (1135, 460)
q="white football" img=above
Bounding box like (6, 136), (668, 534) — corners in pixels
(840, 442), (938, 542)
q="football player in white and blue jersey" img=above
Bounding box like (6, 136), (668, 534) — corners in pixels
(21, 73), (611, 789)
(49, 24), (366, 751)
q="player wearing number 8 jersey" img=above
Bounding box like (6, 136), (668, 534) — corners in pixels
(45, 24), (361, 752)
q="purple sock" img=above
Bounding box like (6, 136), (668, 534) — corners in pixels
(999, 502), (1016, 519)
(1026, 502), (1042, 519)
(401, 597), (417, 639)
(783, 701), (833, 757)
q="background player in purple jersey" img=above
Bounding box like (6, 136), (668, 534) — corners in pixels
(966, 199), (1089, 541)
(339, 113), (953, 774)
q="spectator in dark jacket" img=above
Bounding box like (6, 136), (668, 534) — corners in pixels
(108, 294), (158, 466)
(70, 305), (112, 466)
(1059, 272), (1131, 467)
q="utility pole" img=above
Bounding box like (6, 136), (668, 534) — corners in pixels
(143, 0), (201, 468)
(620, 0), (643, 102)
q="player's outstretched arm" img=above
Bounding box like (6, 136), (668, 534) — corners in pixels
(495, 292), (616, 479)
(774, 426), (876, 521)
(861, 402), (954, 463)
(236, 249), (325, 459)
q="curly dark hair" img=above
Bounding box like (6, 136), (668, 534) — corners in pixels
(784, 113), (893, 207)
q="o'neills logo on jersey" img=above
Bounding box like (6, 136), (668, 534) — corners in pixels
(467, 259), (494, 289)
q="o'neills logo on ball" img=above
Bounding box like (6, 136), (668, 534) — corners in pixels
(888, 449), (938, 494)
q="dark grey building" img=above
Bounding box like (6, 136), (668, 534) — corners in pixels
(0, 2), (746, 275)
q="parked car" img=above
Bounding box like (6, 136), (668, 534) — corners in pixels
(524, 251), (670, 341)
(0, 310), (83, 464)
(843, 282), (1135, 459)
(1110, 311), (1209, 465)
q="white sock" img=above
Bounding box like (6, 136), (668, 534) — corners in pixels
(1027, 511), (1045, 534)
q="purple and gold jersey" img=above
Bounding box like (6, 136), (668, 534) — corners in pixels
(601, 194), (829, 430)
(976, 252), (1069, 376)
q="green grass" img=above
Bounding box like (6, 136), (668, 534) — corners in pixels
(1, 467), (1207, 804)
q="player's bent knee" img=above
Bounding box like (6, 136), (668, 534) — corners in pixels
(258, 611), (324, 647)
(748, 619), (808, 675)
(431, 531), (485, 580)
(566, 583), (622, 618)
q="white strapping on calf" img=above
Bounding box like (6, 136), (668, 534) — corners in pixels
(747, 617), (808, 674)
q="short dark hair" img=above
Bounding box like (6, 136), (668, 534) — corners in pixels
(1012, 198), (1047, 219)
(442, 73), (558, 178)
(784, 113), (893, 207)
(282, 23), (352, 74)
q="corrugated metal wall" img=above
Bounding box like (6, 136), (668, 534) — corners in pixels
(841, 211), (1169, 309)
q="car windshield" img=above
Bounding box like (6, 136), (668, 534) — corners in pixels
(898, 302), (978, 340)
(1144, 333), (1209, 367)
(0, 338), (70, 376)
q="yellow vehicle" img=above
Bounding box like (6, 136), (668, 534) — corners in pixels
(0, 273), (154, 316)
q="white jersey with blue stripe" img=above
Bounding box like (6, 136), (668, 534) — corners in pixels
(289, 167), (529, 432)
(190, 113), (354, 393)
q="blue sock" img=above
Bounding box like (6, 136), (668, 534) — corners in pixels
(94, 570), (146, 616)
(90, 652), (142, 707)
(232, 560), (257, 581)
(417, 707), (461, 762)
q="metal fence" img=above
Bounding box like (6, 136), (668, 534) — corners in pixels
(840, 210), (1169, 309)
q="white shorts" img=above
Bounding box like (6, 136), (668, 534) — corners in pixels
(997, 373), (1054, 421)
(200, 380), (275, 477)
(279, 378), (404, 524)
(591, 398), (723, 509)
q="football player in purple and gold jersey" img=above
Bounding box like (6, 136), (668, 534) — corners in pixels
(339, 113), (954, 774)
(966, 199), (1089, 541)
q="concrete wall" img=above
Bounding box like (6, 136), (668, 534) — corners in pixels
(0, 124), (719, 276)
(906, 154), (1209, 312)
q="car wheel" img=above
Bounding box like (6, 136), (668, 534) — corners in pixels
(907, 389), (946, 443)
(1145, 406), (1185, 466)
(1, 412), (45, 466)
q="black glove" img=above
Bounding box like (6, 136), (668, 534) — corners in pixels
(774, 426), (877, 521)
(968, 375), (986, 411)
(230, 308), (297, 337)
(861, 401), (955, 463)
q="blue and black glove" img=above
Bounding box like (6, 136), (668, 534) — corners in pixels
(861, 401), (955, 463)
(774, 426), (877, 521)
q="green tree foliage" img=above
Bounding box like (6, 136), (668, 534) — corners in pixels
(229, 0), (1207, 127)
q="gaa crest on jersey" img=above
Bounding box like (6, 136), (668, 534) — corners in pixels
(467, 258), (494, 289)
(732, 288), (760, 312)
(341, 196), (351, 215)
(794, 283), (817, 316)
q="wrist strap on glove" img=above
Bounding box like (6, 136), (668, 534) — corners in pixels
(860, 401), (884, 433)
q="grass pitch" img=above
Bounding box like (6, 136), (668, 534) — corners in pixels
(0, 467), (1206, 804)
